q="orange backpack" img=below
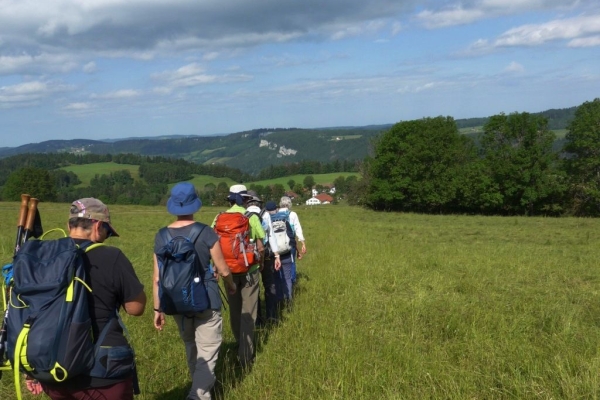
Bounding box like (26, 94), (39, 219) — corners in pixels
(213, 212), (258, 273)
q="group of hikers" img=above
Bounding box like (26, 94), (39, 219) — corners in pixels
(3, 182), (306, 400)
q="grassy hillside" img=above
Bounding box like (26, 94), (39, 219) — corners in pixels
(57, 163), (355, 191)
(3, 203), (600, 398)
(60, 162), (141, 186)
(249, 172), (359, 188)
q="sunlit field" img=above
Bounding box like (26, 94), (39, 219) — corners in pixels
(2, 202), (600, 399)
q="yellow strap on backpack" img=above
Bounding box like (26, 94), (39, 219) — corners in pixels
(13, 323), (30, 400)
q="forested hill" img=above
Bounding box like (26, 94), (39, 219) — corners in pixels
(0, 106), (577, 175)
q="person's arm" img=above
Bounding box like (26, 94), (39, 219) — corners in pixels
(152, 253), (165, 330)
(291, 212), (306, 254)
(210, 242), (237, 294)
(123, 290), (146, 316)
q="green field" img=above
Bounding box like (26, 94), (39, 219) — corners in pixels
(249, 172), (358, 188)
(59, 162), (141, 187)
(57, 162), (357, 192)
(3, 203), (600, 399)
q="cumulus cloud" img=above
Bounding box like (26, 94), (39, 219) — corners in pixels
(417, 0), (587, 28)
(504, 61), (525, 73)
(152, 62), (252, 90)
(0, 80), (71, 106)
(90, 89), (141, 100)
(63, 102), (92, 110)
(83, 61), (97, 73)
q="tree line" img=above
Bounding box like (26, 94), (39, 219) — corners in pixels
(0, 151), (360, 206)
(362, 98), (600, 216)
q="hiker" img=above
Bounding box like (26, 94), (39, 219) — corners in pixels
(278, 196), (306, 284)
(153, 182), (236, 400)
(245, 190), (281, 325)
(39, 198), (146, 399)
(265, 201), (296, 308)
(212, 184), (265, 368)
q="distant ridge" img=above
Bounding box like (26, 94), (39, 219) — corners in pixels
(0, 105), (578, 174)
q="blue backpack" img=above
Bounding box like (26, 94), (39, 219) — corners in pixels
(155, 223), (211, 315)
(5, 231), (137, 400)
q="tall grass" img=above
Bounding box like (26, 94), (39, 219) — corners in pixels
(2, 203), (600, 399)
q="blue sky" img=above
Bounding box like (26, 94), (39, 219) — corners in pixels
(1, 0), (599, 147)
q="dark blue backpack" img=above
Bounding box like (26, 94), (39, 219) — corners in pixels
(155, 223), (211, 315)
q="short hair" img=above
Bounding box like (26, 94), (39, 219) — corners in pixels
(68, 217), (94, 230)
(279, 196), (292, 209)
(247, 200), (261, 207)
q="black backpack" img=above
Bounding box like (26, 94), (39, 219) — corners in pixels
(155, 223), (211, 315)
(5, 232), (137, 399)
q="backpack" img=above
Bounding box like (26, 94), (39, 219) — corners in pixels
(214, 212), (258, 274)
(246, 210), (274, 258)
(270, 210), (293, 255)
(5, 230), (137, 399)
(155, 223), (210, 315)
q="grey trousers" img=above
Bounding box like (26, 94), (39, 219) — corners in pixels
(173, 310), (222, 400)
(227, 269), (259, 366)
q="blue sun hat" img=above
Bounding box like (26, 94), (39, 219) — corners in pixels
(167, 182), (202, 216)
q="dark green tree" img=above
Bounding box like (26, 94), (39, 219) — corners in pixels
(2, 167), (57, 201)
(303, 175), (315, 190)
(287, 179), (296, 190)
(481, 112), (564, 215)
(366, 116), (475, 212)
(563, 98), (600, 215)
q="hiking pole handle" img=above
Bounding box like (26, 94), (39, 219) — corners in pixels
(14, 194), (30, 256)
(21, 198), (39, 244)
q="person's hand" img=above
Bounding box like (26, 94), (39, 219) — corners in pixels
(227, 281), (237, 295)
(25, 377), (43, 395)
(153, 310), (165, 331)
(301, 242), (307, 254)
(274, 257), (281, 271)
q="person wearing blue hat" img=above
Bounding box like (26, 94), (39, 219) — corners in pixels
(152, 182), (236, 400)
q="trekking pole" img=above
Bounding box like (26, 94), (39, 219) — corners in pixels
(21, 197), (39, 244)
(14, 194), (31, 254)
(0, 194), (31, 378)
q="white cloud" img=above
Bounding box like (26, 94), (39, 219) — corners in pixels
(495, 15), (600, 46)
(418, 7), (485, 29)
(568, 35), (600, 47)
(64, 102), (92, 110)
(91, 89), (141, 99)
(504, 61), (525, 73)
(152, 62), (252, 90)
(0, 80), (70, 106)
(83, 62), (97, 73)
(417, 0), (586, 29)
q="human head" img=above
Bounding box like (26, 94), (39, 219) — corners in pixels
(279, 196), (292, 209)
(167, 182), (202, 216)
(246, 190), (262, 208)
(69, 198), (119, 237)
(227, 184), (250, 206)
(265, 201), (278, 214)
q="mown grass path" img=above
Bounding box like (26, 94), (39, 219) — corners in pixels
(2, 203), (600, 399)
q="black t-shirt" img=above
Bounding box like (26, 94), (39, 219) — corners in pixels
(45, 240), (144, 389)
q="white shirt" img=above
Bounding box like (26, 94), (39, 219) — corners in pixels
(277, 207), (305, 242)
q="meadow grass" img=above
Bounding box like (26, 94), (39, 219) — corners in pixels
(2, 203), (600, 399)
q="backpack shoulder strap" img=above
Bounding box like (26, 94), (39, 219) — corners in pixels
(187, 222), (207, 244)
(157, 226), (172, 246)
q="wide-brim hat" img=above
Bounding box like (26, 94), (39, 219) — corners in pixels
(167, 182), (202, 216)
